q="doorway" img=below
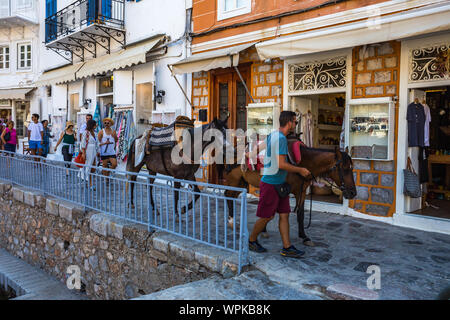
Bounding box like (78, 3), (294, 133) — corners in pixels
(209, 66), (251, 183)
(290, 92), (346, 204)
(408, 86), (450, 220)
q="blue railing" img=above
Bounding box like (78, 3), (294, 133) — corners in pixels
(0, 151), (249, 273)
(45, 0), (125, 43)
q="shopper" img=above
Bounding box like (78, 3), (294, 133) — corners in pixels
(0, 120), (4, 150)
(54, 121), (77, 172)
(28, 114), (44, 157)
(98, 117), (118, 177)
(78, 114), (93, 141)
(1, 121), (18, 153)
(247, 111), (311, 258)
(41, 120), (53, 158)
(80, 119), (100, 190)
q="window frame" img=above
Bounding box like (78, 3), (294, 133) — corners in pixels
(17, 42), (32, 71)
(217, 0), (251, 21)
(0, 45), (10, 71)
(16, 0), (33, 11)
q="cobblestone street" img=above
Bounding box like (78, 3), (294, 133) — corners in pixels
(245, 199), (450, 300)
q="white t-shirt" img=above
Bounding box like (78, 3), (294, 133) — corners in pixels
(28, 122), (44, 141)
(78, 122), (87, 140)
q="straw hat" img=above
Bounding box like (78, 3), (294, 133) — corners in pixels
(65, 121), (75, 130)
(103, 117), (114, 125)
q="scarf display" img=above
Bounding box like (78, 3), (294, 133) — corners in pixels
(114, 110), (136, 162)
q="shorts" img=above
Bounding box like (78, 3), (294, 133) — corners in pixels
(4, 143), (16, 153)
(29, 140), (42, 150)
(256, 181), (291, 218)
(101, 155), (116, 161)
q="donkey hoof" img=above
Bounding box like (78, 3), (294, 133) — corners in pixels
(260, 231), (270, 239)
(303, 238), (315, 247)
(227, 217), (234, 229)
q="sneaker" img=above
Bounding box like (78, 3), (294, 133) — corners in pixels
(280, 245), (305, 258)
(249, 240), (267, 253)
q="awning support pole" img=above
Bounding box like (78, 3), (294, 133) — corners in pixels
(234, 65), (255, 103)
(168, 65), (193, 108)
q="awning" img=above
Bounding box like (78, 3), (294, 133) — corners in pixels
(256, 2), (450, 59)
(35, 63), (84, 86)
(76, 36), (165, 79)
(170, 42), (257, 75)
(0, 88), (34, 99)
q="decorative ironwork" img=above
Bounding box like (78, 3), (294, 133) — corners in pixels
(410, 44), (450, 82)
(288, 57), (347, 92)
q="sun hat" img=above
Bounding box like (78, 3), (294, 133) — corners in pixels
(103, 117), (114, 125)
(65, 121), (75, 130)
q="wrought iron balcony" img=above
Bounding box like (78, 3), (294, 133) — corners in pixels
(45, 0), (125, 63)
(0, 0), (38, 27)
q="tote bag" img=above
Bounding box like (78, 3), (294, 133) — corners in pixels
(403, 157), (421, 198)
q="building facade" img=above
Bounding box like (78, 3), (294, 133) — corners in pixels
(172, 0), (450, 234)
(0, 0), (41, 147)
(36, 0), (193, 167)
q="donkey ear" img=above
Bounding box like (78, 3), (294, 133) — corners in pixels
(345, 146), (349, 154)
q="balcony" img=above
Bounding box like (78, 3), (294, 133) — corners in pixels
(0, 0), (38, 27)
(45, 0), (125, 63)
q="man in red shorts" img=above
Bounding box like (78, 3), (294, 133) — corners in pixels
(248, 111), (311, 258)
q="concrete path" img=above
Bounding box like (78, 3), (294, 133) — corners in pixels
(0, 249), (88, 300)
(246, 200), (450, 300)
(134, 270), (322, 300)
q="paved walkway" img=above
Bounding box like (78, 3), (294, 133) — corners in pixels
(246, 200), (450, 300)
(0, 249), (88, 300)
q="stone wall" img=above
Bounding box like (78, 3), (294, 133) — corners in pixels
(251, 59), (283, 105)
(0, 182), (239, 300)
(192, 71), (210, 126)
(349, 41), (400, 217)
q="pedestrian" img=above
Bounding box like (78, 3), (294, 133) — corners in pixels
(0, 119), (4, 150)
(80, 119), (100, 190)
(54, 121), (77, 173)
(78, 114), (93, 141)
(98, 117), (118, 178)
(27, 114), (44, 158)
(41, 120), (53, 158)
(247, 111), (311, 258)
(1, 121), (18, 154)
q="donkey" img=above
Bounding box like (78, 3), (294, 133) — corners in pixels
(126, 117), (227, 215)
(220, 141), (356, 246)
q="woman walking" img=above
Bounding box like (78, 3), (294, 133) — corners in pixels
(0, 121), (18, 154)
(54, 121), (77, 174)
(98, 117), (118, 178)
(41, 120), (53, 158)
(80, 119), (100, 190)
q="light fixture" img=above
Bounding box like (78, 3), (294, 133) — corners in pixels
(156, 90), (165, 104)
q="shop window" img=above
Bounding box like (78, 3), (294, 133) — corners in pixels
(0, 46), (9, 70)
(17, 43), (31, 70)
(288, 56), (347, 93)
(136, 82), (153, 133)
(217, 0), (251, 21)
(98, 75), (114, 95)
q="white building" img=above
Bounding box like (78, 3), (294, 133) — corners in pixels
(0, 0), (42, 147)
(36, 0), (193, 163)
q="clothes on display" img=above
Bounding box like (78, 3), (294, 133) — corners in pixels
(299, 111), (313, 147)
(422, 102), (432, 147)
(407, 102), (426, 147)
(114, 110), (136, 162)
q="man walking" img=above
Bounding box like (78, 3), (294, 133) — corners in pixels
(248, 111), (311, 258)
(78, 114), (93, 141)
(28, 114), (44, 157)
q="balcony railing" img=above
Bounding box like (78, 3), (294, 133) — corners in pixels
(45, 0), (125, 44)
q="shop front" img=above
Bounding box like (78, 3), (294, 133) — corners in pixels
(0, 88), (33, 142)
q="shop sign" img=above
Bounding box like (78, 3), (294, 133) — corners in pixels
(410, 43), (450, 82)
(288, 56), (347, 92)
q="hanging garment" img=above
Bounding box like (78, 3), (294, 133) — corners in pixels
(300, 112), (313, 147)
(422, 103), (431, 147)
(407, 102), (426, 147)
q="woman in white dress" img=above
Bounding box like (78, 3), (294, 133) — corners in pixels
(80, 119), (100, 189)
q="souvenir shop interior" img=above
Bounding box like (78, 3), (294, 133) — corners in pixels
(409, 86), (450, 220)
(290, 92), (346, 204)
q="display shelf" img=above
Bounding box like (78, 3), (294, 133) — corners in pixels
(429, 189), (450, 194)
(319, 144), (338, 149)
(318, 104), (345, 113)
(318, 124), (342, 131)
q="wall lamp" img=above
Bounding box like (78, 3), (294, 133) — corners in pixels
(156, 90), (165, 104)
(83, 98), (92, 109)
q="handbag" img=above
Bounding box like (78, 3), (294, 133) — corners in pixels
(273, 182), (291, 198)
(4, 131), (11, 143)
(74, 132), (89, 168)
(403, 157), (421, 198)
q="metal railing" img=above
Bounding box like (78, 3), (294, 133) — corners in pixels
(0, 151), (249, 273)
(45, 0), (125, 43)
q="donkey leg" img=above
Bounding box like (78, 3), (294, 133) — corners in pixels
(180, 183), (201, 215)
(296, 194), (314, 247)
